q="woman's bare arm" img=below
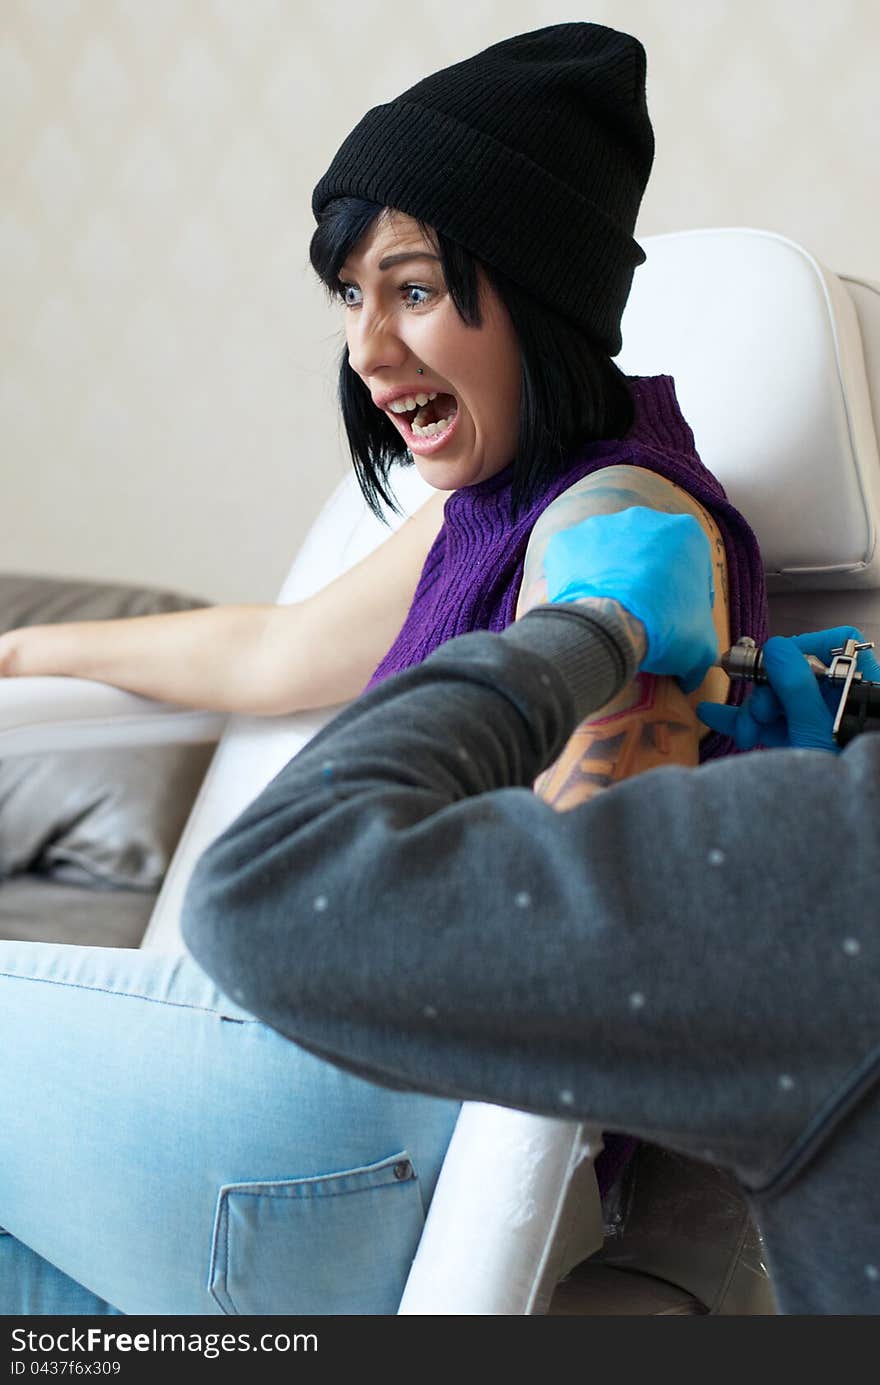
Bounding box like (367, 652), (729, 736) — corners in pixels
(516, 465), (730, 808)
(0, 490), (447, 716)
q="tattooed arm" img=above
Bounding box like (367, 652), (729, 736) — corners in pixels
(515, 466), (731, 808)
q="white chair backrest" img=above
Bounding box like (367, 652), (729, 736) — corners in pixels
(617, 228), (880, 646)
(618, 228), (880, 590)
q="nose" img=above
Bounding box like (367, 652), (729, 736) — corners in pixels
(345, 302), (409, 380)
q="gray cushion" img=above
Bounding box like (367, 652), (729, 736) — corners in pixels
(0, 874), (157, 948)
(0, 573), (215, 891)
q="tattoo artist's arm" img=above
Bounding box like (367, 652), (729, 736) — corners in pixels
(181, 603), (877, 1134)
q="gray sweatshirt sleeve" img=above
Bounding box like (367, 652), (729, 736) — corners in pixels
(182, 604), (880, 1188)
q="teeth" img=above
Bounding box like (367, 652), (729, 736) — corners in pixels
(389, 391), (437, 413)
(412, 414), (455, 437)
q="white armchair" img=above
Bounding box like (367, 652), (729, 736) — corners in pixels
(1, 228), (877, 1315)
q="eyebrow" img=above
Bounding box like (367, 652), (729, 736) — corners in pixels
(378, 252), (441, 270)
(340, 252), (442, 277)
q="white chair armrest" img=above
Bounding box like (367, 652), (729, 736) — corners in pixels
(398, 1106), (604, 1315)
(0, 677), (226, 756)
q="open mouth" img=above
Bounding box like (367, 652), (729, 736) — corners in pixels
(389, 392), (459, 437)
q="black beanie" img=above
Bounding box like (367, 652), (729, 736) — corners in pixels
(311, 22), (654, 357)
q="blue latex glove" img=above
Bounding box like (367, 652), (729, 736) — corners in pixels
(697, 627), (880, 752)
(543, 507), (717, 693)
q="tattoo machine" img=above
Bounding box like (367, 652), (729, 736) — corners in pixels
(720, 636), (880, 746)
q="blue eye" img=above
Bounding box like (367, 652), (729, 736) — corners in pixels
(402, 284), (432, 308)
(336, 282), (434, 310)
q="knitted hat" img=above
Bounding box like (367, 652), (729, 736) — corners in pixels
(311, 23), (654, 356)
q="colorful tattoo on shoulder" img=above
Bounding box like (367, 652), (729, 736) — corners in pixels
(534, 675), (699, 811)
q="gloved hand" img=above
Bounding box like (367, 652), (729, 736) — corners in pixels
(697, 627), (880, 752)
(543, 506), (717, 693)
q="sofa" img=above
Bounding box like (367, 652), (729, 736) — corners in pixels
(0, 572), (215, 947)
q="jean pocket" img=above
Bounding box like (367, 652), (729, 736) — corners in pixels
(208, 1150), (425, 1315)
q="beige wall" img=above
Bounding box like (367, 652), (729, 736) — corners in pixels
(2, 0), (878, 602)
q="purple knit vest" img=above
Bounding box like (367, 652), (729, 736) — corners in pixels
(366, 374), (769, 1194)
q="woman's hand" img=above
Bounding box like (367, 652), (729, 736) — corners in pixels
(0, 630), (20, 678)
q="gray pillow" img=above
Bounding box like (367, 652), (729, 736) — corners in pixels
(0, 573), (215, 890)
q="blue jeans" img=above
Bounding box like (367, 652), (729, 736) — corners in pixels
(0, 941), (460, 1315)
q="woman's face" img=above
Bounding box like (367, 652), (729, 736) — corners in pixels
(339, 210), (522, 491)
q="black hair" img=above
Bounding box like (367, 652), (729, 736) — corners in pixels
(308, 197), (635, 521)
